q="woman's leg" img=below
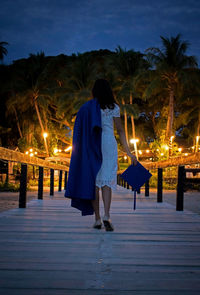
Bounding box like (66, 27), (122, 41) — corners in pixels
(91, 186), (101, 221)
(101, 185), (112, 218)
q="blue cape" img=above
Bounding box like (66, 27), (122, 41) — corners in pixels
(65, 98), (102, 215)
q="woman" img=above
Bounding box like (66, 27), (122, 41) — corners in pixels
(92, 79), (137, 231)
(65, 79), (137, 231)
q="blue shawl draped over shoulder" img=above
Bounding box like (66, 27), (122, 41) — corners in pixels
(65, 98), (102, 215)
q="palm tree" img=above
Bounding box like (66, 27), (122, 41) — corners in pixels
(0, 42), (8, 61)
(108, 46), (148, 157)
(146, 34), (198, 141)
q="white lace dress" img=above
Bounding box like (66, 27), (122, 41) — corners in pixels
(96, 104), (120, 189)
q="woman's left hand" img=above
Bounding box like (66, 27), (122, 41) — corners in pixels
(128, 154), (137, 166)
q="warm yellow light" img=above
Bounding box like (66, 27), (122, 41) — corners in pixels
(34, 152), (38, 155)
(124, 156), (127, 160)
(161, 153), (164, 156)
(43, 132), (48, 138)
(184, 153), (188, 156)
(138, 150), (142, 155)
(29, 148), (33, 152)
(178, 148), (182, 152)
(130, 138), (139, 144)
(25, 151), (29, 155)
(162, 144), (169, 151)
(156, 149), (159, 151)
(64, 146), (72, 152)
(192, 146), (195, 149)
(146, 149), (150, 153)
(30, 153), (34, 157)
(54, 148), (58, 154)
(58, 149), (62, 152)
(170, 136), (174, 141)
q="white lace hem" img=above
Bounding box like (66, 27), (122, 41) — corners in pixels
(96, 178), (117, 189)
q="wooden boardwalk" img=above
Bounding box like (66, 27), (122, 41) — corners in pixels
(0, 187), (200, 295)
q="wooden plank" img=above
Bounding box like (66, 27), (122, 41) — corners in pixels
(0, 147), (69, 171)
(0, 188), (200, 294)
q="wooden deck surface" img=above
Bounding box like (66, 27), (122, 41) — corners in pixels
(0, 186), (200, 295)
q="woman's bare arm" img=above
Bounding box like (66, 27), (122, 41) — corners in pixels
(114, 117), (137, 165)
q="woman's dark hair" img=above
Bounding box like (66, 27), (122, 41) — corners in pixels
(92, 79), (116, 109)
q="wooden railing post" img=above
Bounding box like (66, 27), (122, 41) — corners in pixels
(176, 166), (185, 211)
(19, 163), (27, 208)
(145, 180), (149, 197)
(50, 169), (54, 196)
(157, 168), (163, 202)
(58, 170), (63, 192)
(123, 180), (126, 188)
(64, 171), (68, 190)
(38, 166), (43, 200)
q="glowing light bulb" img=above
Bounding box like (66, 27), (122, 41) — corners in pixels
(25, 151), (29, 155)
(178, 148), (182, 152)
(130, 138), (139, 144)
(43, 132), (48, 138)
(30, 153), (34, 157)
(146, 149), (150, 153)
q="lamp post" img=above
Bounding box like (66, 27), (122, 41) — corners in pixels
(196, 136), (200, 153)
(43, 132), (49, 157)
(130, 138), (139, 159)
(169, 135), (174, 157)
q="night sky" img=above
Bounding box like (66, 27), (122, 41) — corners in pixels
(1, 0), (200, 64)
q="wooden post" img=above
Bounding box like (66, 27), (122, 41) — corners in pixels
(50, 169), (54, 196)
(119, 175), (122, 186)
(58, 170), (62, 192)
(176, 166), (185, 211)
(157, 168), (163, 202)
(19, 164), (27, 208)
(123, 180), (126, 188)
(145, 180), (149, 197)
(38, 166), (43, 200)
(64, 171), (68, 190)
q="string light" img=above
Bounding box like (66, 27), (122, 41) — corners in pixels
(43, 132), (48, 138)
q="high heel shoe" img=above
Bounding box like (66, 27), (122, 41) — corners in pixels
(93, 219), (102, 229)
(103, 216), (114, 231)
